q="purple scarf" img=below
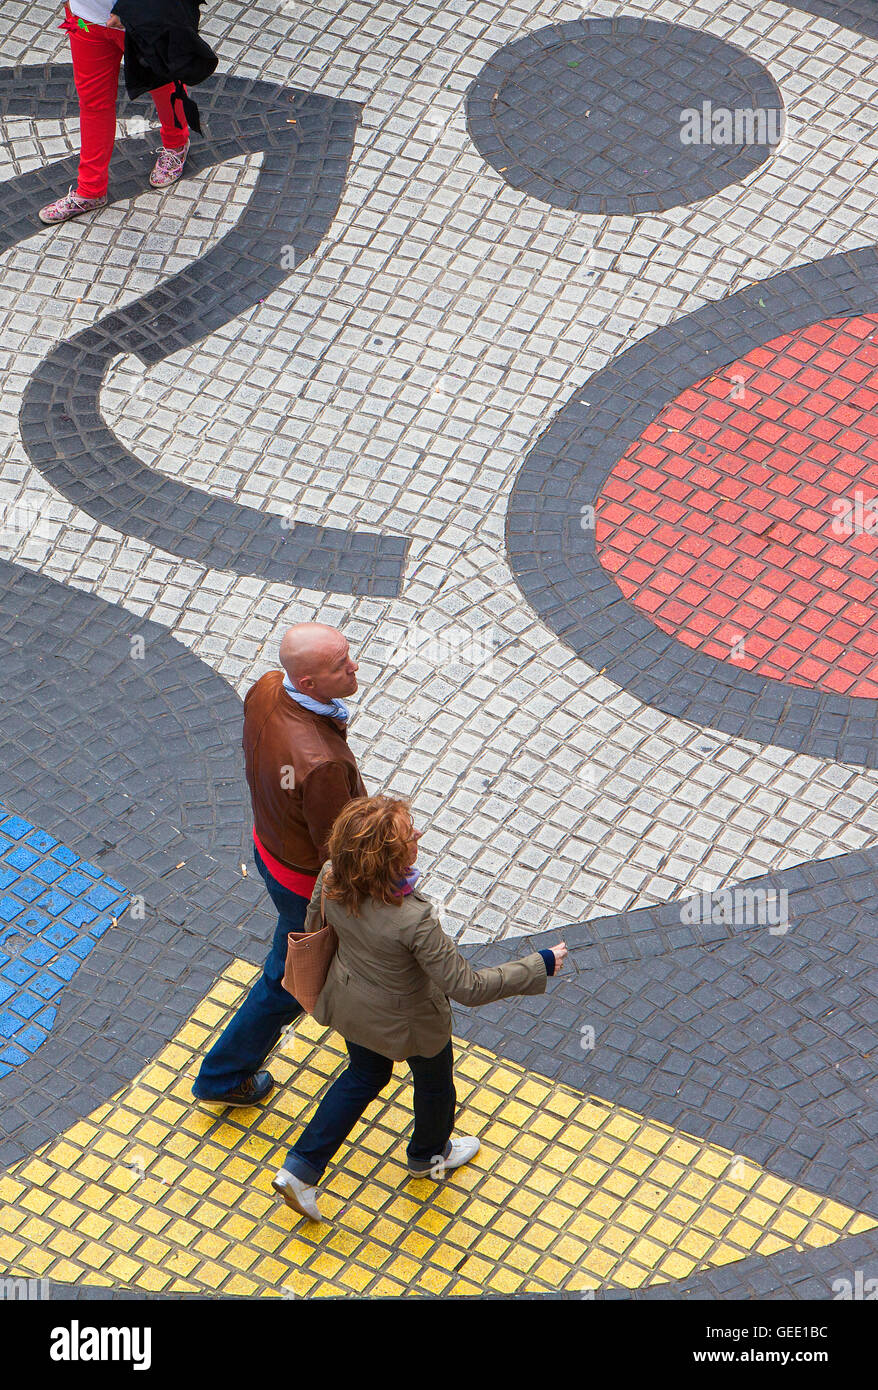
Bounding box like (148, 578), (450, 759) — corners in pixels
(399, 866), (420, 897)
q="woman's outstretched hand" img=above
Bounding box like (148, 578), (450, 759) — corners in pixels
(551, 941), (568, 973)
(106, 13), (123, 28)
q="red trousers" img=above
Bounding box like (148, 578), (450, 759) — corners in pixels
(62, 7), (189, 198)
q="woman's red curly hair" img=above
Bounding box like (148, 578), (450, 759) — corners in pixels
(325, 795), (414, 915)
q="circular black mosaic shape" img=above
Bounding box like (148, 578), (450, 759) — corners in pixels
(466, 18), (784, 214)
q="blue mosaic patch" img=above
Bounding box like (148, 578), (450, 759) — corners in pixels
(0, 804), (127, 1080)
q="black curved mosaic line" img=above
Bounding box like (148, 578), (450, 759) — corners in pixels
(465, 19), (783, 215)
(506, 246), (878, 765)
(9, 68), (407, 595)
(0, 559), (275, 1166)
(458, 838), (878, 1223)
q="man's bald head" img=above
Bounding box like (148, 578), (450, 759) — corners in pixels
(279, 623), (359, 702)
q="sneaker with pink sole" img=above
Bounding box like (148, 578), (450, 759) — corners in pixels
(150, 139), (190, 189)
(38, 187), (108, 226)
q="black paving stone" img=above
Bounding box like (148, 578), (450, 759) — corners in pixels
(467, 19), (783, 215)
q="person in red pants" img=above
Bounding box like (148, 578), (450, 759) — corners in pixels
(39, 2), (190, 225)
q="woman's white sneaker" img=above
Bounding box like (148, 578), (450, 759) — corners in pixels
(272, 1167), (323, 1221)
(408, 1135), (480, 1177)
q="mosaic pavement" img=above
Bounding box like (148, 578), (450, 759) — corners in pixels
(2, 0), (878, 1298)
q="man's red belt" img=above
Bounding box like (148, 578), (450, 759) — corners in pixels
(252, 828), (318, 898)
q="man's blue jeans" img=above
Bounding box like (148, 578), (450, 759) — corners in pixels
(283, 1038), (456, 1184)
(193, 845), (306, 1098)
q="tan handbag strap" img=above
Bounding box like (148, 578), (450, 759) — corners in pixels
(320, 876), (327, 930)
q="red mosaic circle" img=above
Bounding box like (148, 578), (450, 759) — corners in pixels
(594, 314), (878, 698)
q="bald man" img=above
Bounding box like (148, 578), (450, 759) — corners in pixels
(193, 624), (365, 1106)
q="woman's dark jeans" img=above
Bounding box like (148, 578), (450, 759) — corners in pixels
(283, 1038), (456, 1184)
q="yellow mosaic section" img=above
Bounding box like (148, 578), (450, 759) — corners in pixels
(1, 959), (874, 1297)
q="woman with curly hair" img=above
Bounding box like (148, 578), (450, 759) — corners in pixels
(272, 794), (567, 1221)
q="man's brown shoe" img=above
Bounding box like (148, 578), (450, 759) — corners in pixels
(194, 1070), (275, 1106)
